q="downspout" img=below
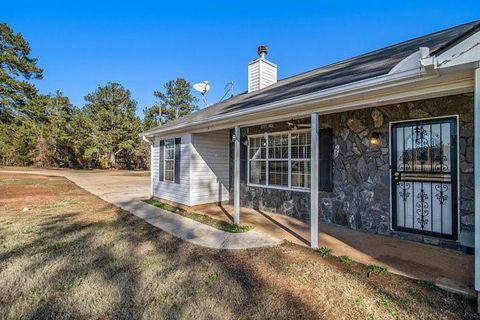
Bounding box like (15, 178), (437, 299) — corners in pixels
(142, 136), (154, 198)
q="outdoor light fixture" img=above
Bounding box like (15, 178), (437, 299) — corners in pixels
(369, 132), (381, 146)
(231, 133), (237, 142)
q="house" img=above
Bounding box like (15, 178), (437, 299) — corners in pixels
(141, 20), (480, 297)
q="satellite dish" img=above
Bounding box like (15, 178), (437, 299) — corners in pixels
(193, 81), (210, 106)
(193, 81), (210, 94)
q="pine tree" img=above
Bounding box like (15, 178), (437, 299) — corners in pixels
(82, 83), (143, 168)
(0, 22), (43, 123)
(143, 78), (198, 129)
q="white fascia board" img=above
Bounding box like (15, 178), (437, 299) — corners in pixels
(436, 30), (480, 70)
(195, 74), (473, 131)
(142, 68), (428, 137)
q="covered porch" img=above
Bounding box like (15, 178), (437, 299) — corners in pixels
(224, 88), (478, 297)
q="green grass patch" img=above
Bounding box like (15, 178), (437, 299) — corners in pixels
(59, 272), (88, 292)
(138, 259), (158, 271)
(339, 255), (353, 265)
(186, 212), (253, 233)
(144, 199), (253, 233)
(367, 264), (389, 276)
(208, 271), (220, 281)
(220, 223), (253, 233)
(316, 247), (332, 257)
(376, 294), (398, 318)
(143, 199), (178, 212)
(47, 240), (85, 253)
(185, 213), (208, 223)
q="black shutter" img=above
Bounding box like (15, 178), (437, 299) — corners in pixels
(159, 140), (164, 181)
(240, 138), (247, 182)
(174, 137), (181, 184)
(319, 128), (333, 192)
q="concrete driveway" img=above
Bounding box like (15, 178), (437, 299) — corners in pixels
(1, 168), (151, 202)
(0, 168), (281, 249)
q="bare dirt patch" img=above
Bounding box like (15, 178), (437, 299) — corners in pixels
(0, 173), (477, 319)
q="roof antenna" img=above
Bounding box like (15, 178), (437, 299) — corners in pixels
(193, 81), (210, 107)
(219, 81), (234, 102)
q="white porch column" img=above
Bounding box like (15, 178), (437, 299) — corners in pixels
(150, 142), (154, 198)
(234, 125), (241, 224)
(310, 113), (319, 249)
(474, 68), (480, 306)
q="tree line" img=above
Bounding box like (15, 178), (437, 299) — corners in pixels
(0, 22), (198, 169)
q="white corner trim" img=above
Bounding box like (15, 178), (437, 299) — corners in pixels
(310, 113), (319, 249)
(233, 126), (241, 224)
(474, 68), (480, 291)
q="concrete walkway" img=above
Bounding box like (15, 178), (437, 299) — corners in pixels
(0, 169), (281, 249)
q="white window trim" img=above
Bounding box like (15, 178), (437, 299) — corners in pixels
(164, 139), (175, 183)
(247, 129), (311, 192)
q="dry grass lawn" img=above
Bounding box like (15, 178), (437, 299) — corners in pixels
(0, 173), (478, 319)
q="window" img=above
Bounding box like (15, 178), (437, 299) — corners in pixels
(248, 131), (311, 190)
(268, 134), (289, 187)
(164, 139), (175, 182)
(291, 132), (311, 188)
(248, 136), (266, 185)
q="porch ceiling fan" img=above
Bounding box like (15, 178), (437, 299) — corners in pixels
(287, 120), (311, 130)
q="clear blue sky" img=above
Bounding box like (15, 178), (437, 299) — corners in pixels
(2, 1), (479, 117)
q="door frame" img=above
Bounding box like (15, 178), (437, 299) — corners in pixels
(389, 115), (460, 240)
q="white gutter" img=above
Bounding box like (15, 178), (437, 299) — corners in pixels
(141, 67), (432, 137)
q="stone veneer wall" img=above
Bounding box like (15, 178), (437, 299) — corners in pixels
(229, 93), (474, 247)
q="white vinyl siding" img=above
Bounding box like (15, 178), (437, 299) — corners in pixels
(151, 130), (230, 207)
(189, 130), (230, 206)
(248, 59), (277, 93)
(152, 134), (191, 204)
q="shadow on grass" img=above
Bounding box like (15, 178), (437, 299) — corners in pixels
(1, 174), (478, 319)
(1, 203), (325, 319)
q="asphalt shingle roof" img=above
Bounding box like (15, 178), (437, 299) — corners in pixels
(144, 20), (480, 135)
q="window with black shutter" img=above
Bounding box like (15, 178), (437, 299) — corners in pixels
(319, 128), (333, 192)
(159, 140), (165, 181)
(174, 137), (181, 184)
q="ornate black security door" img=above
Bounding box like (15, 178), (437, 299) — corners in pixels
(391, 117), (458, 240)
